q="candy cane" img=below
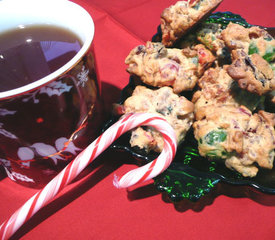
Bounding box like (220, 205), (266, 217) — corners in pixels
(0, 113), (177, 240)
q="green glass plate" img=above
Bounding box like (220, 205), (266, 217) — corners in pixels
(103, 12), (275, 202)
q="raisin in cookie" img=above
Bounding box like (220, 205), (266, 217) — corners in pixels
(221, 23), (275, 95)
(227, 50), (275, 95)
(115, 86), (194, 152)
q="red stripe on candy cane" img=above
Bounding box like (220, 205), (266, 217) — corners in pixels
(0, 113), (177, 240)
(113, 115), (177, 188)
(137, 158), (157, 184)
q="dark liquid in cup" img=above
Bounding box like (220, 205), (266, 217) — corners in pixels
(0, 25), (83, 92)
(0, 24), (103, 188)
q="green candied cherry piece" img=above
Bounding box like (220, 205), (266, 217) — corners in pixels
(199, 129), (228, 159)
(198, 35), (214, 50)
(248, 42), (275, 63)
(204, 129), (227, 145)
(263, 45), (275, 62)
(248, 42), (259, 55)
(196, 23), (220, 50)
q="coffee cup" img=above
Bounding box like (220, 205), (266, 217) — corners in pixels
(0, 0), (103, 188)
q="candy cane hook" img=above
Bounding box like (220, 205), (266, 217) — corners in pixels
(0, 113), (177, 240)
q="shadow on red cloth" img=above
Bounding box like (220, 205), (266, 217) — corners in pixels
(10, 149), (131, 240)
(127, 182), (275, 213)
(0, 166), (7, 181)
(6, 81), (275, 239)
(159, 183), (275, 212)
(9, 148), (275, 239)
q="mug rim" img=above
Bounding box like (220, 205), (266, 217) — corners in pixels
(0, 0), (95, 100)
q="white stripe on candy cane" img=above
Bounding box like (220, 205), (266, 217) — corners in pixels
(0, 113), (177, 240)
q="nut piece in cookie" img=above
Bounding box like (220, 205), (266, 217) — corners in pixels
(227, 50), (275, 95)
(160, 0), (223, 47)
(193, 105), (275, 177)
(192, 65), (266, 120)
(192, 66), (239, 120)
(125, 41), (215, 93)
(116, 86), (194, 152)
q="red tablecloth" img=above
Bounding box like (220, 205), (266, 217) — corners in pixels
(1, 0), (275, 239)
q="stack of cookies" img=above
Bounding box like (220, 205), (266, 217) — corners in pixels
(114, 0), (275, 178)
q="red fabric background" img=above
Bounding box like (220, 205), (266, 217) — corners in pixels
(1, 0), (275, 239)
